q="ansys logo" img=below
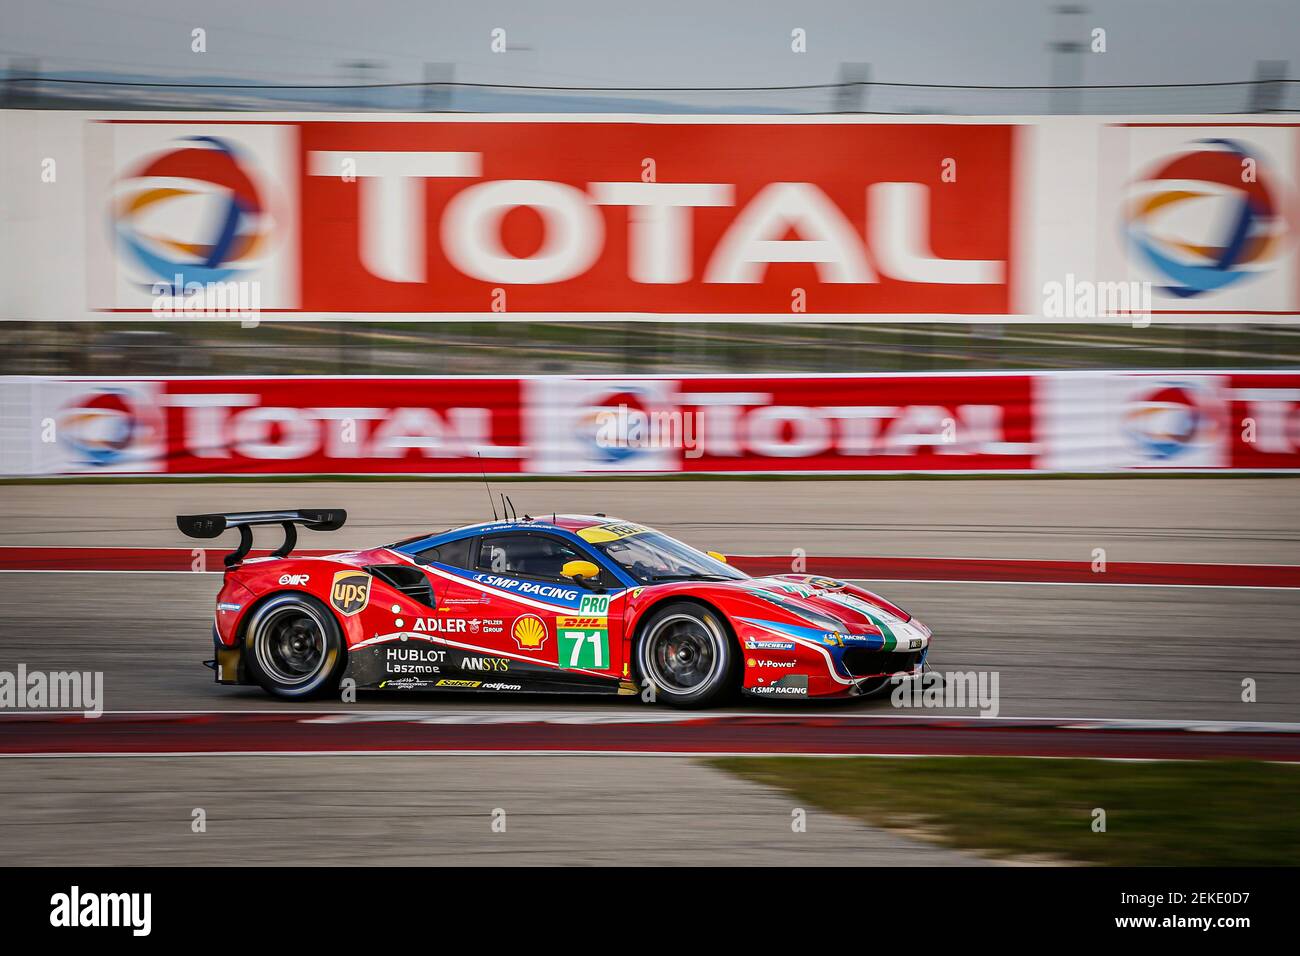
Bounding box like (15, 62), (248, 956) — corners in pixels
(111, 136), (273, 293)
(1125, 138), (1287, 298)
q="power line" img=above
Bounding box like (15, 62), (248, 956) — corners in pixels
(5, 75), (1299, 93)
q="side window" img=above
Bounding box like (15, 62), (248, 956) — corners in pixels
(415, 536), (474, 569)
(475, 534), (594, 583)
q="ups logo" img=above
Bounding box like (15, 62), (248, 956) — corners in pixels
(331, 570), (371, 617)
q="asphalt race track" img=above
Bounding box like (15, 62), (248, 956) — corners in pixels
(1, 572), (1296, 722)
(1, 478), (1297, 864)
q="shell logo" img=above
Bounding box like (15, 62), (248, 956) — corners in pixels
(512, 614), (548, 651)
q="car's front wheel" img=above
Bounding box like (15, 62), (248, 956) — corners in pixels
(243, 593), (344, 699)
(635, 601), (737, 708)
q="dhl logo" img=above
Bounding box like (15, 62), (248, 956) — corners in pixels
(556, 616), (607, 629)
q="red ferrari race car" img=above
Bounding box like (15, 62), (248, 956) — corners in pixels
(179, 509), (933, 707)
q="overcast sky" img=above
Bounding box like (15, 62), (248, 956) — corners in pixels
(3, 0), (1298, 91)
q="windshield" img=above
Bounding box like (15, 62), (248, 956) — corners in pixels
(590, 530), (748, 584)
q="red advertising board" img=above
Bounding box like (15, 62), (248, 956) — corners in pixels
(158, 378), (526, 474)
(1226, 373), (1300, 469)
(523, 374), (1037, 474)
(14, 372), (1300, 477)
(98, 119), (1016, 317)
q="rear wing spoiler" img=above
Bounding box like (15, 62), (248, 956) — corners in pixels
(176, 509), (347, 568)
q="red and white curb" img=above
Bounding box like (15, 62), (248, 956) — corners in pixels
(2, 712), (1298, 760)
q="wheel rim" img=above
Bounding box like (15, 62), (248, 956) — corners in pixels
(252, 600), (329, 687)
(643, 613), (725, 694)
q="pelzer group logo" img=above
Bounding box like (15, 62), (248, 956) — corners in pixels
(111, 136), (274, 293)
(1124, 138), (1288, 300)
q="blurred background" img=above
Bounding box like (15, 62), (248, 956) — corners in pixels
(1, 0), (1298, 869)
(3, 0), (1300, 375)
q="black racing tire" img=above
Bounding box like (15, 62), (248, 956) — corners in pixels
(243, 593), (345, 700)
(635, 601), (738, 708)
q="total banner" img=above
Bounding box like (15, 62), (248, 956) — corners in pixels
(2, 372), (1297, 476)
(4, 112), (1300, 323)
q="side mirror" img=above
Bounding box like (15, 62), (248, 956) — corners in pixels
(562, 559), (602, 587)
(706, 551), (728, 564)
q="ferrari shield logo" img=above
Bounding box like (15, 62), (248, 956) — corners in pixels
(330, 570), (371, 617)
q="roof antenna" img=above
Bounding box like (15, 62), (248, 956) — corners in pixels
(478, 453), (499, 521)
(503, 494), (518, 521)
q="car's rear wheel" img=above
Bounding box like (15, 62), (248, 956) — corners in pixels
(243, 593), (344, 700)
(636, 601), (737, 708)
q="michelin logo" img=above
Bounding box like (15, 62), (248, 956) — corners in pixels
(745, 639), (796, 651)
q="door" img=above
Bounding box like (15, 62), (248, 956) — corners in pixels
(421, 530), (623, 691)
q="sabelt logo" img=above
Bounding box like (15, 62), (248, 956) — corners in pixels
(330, 570), (371, 616)
(436, 679), (481, 688)
(512, 614), (549, 650)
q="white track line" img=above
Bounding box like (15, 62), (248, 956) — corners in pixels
(1, 751), (1294, 764)
(2, 710), (1298, 731)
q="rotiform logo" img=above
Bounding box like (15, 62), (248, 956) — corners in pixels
(49, 886), (151, 936)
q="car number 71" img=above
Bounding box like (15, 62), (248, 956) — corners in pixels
(559, 628), (608, 669)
